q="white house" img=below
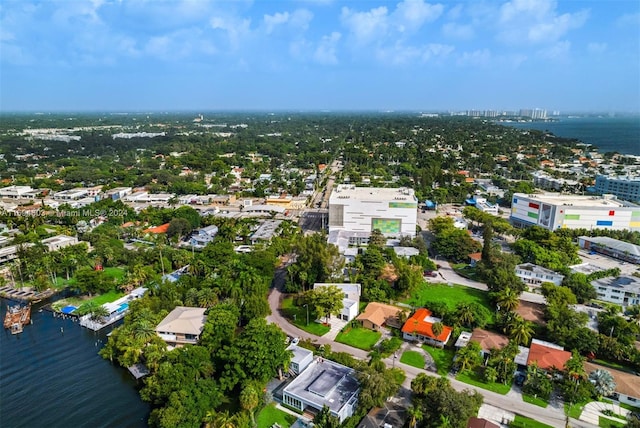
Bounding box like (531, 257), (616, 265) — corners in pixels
(585, 361), (640, 408)
(313, 283), (361, 322)
(41, 235), (79, 252)
(591, 276), (640, 308)
(515, 263), (565, 288)
(287, 344), (314, 375)
(189, 225), (219, 249)
(282, 357), (360, 423)
(155, 306), (207, 348)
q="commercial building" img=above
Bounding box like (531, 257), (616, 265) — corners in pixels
(53, 188), (90, 201)
(0, 185), (39, 199)
(515, 263), (565, 288)
(577, 236), (640, 264)
(328, 185), (417, 243)
(282, 357), (359, 423)
(594, 175), (640, 203)
(155, 306), (207, 348)
(591, 276), (640, 308)
(313, 283), (361, 322)
(510, 193), (640, 231)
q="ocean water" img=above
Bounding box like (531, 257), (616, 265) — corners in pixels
(502, 116), (640, 156)
(0, 301), (150, 427)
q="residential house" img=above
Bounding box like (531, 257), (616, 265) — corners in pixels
(313, 283), (361, 322)
(515, 263), (565, 288)
(526, 339), (571, 372)
(401, 308), (452, 348)
(0, 185), (39, 199)
(249, 220), (283, 245)
(470, 328), (509, 358)
(189, 225), (219, 249)
(41, 235), (79, 252)
(468, 252), (482, 267)
(467, 417), (500, 428)
(356, 302), (405, 331)
(155, 306), (207, 348)
(282, 357), (360, 423)
(584, 361), (640, 408)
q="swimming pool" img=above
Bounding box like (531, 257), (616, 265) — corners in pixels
(117, 303), (129, 313)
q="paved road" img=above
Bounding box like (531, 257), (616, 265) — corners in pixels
(266, 275), (591, 428)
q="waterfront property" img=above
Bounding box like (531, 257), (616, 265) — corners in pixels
(79, 287), (147, 331)
(401, 308), (452, 348)
(155, 306), (207, 347)
(510, 193), (640, 231)
(282, 357), (359, 423)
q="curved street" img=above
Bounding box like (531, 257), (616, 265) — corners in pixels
(266, 272), (592, 428)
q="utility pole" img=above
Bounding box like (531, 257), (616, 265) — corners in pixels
(304, 304), (309, 325)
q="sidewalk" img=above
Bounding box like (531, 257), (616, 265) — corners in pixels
(580, 401), (630, 426)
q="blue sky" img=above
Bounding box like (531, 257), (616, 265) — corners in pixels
(1, 0), (639, 112)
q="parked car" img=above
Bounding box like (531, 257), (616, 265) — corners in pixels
(424, 271), (438, 278)
(291, 337), (300, 346)
(515, 373), (526, 387)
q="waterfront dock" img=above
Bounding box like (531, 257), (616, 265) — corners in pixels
(0, 285), (55, 302)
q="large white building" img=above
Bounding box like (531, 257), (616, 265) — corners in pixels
(510, 193), (640, 231)
(592, 276), (640, 308)
(594, 175), (640, 203)
(515, 263), (565, 288)
(328, 185), (417, 241)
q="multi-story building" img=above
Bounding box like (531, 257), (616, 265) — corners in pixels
(328, 185), (417, 244)
(578, 236), (640, 264)
(594, 175), (640, 203)
(515, 263), (565, 288)
(510, 193), (640, 231)
(592, 276), (640, 308)
(313, 283), (361, 322)
(0, 185), (39, 199)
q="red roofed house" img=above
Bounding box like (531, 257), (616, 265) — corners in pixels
(526, 339), (571, 371)
(402, 308), (452, 348)
(143, 223), (170, 234)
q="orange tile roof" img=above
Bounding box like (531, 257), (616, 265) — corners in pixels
(356, 302), (403, 328)
(143, 223), (170, 234)
(527, 342), (571, 371)
(401, 308), (452, 342)
(469, 252), (482, 261)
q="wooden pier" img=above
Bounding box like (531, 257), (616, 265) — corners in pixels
(3, 304), (31, 334)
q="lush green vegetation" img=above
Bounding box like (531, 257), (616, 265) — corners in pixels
(456, 370), (512, 395)
(522, 394), (548, 408)
(407, 283), (492, 315)
(509, 415), (553, 428)
(256, 404), (297, 428)
(335, 327), (381, 351)
(399, 351), (424, 369)
(599, 416), (626, 428)
(280, 297), (330, 336)
(565, 401), (586, 419)
(422, 345), (455, 376)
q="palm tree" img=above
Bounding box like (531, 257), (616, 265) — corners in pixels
(204, 410), (236, 428)
(496, 287), (520, 313)
(589, 369), (616, 398)
(407, 405), (423, 428)
(455, 302), (475, 328)
(240, 384), (260, 427)
(507, 314), (534, 346)
(431, 322), (444, 340)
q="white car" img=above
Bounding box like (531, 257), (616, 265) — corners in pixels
(291, 337), (300, 346)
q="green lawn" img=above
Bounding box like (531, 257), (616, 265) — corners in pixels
(599, 416), (626, 428)
(406, 283), (494, 323)
(456, 370), (512, 395)
(400, 351), (425, 369)
(509, 415), (553, 428)
(51, 289), (124, 312)
(422, 345), (455, 376)
(565, 402), (586, 420)
(256, 404), (297, 428)
(522, 394), (549, 408)
(335, 327), (381, 351)
(103, 267), (126, 281)
(281, 297), (330, 336)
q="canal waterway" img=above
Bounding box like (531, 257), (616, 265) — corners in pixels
(0, 300), (150, 427)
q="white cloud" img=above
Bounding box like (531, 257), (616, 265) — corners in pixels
(314, 31), (341, 65)
(376, 42), (453, 65)
(264, 12), (290, 34)
(442, 22), (474, 39)
(340, 6), (389, 45)
(457, 48), (491, 67)
(616, 12), (640, 27)
(290, 9), (313, 30)
(537, 40), (571, 59)
(392, 0), (443, 32)
(587, 42), (607, 54)
(497, 0), (589, 45)
(210, 16), (252, 49)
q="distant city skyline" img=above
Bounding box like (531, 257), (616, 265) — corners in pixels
(1, 0), (639, 112)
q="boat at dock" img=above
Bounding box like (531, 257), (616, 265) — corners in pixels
(4, 304), (32, 334)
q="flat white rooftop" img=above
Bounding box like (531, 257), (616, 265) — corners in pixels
(330, 185), (417, 202)
(515, 193), (636, 208)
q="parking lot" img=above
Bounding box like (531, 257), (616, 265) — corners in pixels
(576, 250), (640, 276)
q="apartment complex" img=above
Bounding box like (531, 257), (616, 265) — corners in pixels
(515, 263), (565, 288)
(594, 175), (640, 203)
(510, 193), (640, 231)
(328, 185), (417, 245)
(592, 276), (640, 308)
